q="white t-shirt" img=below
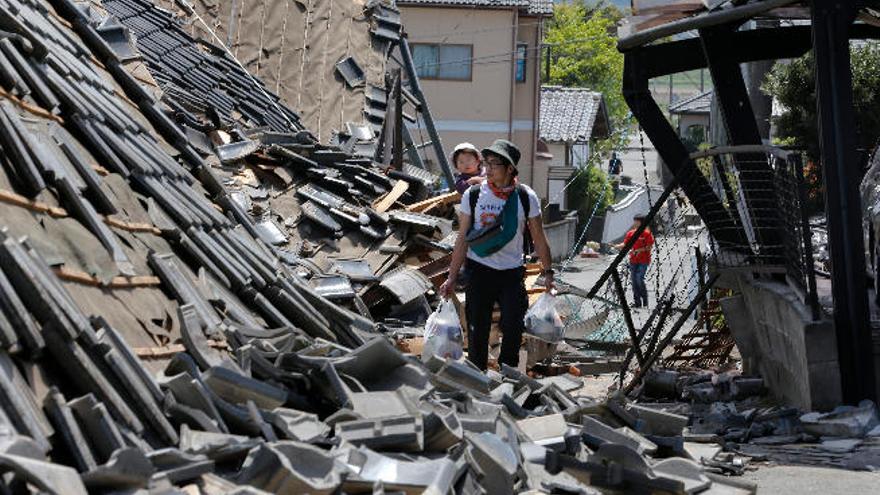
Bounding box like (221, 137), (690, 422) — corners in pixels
(460, 182), (541, 270)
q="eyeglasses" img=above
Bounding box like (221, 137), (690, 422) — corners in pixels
(485, 157), (507, 168)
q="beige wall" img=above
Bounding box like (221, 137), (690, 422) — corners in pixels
(401, 7), (544, 198)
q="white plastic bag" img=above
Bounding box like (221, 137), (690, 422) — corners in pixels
(421, 299), (464, 361)
(523, 293), (564, 343)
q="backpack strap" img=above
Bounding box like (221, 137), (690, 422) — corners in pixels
(467, 184), (481, 217)
(517, 185), (534, 259)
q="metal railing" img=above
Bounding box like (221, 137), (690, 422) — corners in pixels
(690, 145), (819, 318)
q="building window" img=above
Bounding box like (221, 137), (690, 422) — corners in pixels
(515, 42), (527, 83)
(411, 44), (472, 80)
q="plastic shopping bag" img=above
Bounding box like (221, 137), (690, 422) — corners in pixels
(421, 299), (464, 361)
(523, 293), (564, 343)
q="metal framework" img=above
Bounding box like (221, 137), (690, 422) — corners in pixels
(618, 3), (880, 403)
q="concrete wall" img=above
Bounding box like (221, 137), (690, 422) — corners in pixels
(720, 274), (840, 411)
(601, 186), (657, 243)
(543, 214), (578, 261)
(676, 114), (709, 138)
(400, 7), (543, 198)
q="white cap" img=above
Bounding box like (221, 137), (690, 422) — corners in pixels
(451, 142), (481, 162)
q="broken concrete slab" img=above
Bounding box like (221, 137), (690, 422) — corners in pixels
(818, 438), (863, 453)
(800, 400), (879, 438)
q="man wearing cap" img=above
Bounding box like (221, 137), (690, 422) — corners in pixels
(440, 139), (555, 371)
(615, 214), (654, 308)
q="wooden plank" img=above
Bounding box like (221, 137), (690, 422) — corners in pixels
(0, 188), (67, 217)
(405, 191), (460, 213)
(53, 266), (162, 288)
(373, 180), (410, 213)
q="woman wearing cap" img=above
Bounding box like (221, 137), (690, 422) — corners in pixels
(614, 214), (655, 308)
(440, 139), (555, 371)
(452, 142), (486, 194)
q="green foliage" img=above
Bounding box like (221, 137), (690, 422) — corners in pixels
(545, 1), (631, 158)
(762, 42), (880, 162)
(546, 1), (627, 224)
(567, 164), (614, 224)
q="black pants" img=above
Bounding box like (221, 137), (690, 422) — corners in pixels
(465, 260), (528, 371)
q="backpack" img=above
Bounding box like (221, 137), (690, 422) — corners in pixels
(467, 184), (534, 259)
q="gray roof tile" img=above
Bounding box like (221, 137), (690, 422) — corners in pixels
(669, 90), (713, 115)
(540, 86), (610, 143)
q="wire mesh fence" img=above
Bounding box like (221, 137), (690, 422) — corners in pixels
(555, 145), (819, 386)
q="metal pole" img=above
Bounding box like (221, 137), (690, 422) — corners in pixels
(393, 70), (404, 171)
(811, 0), (876, 403)
(624, 273), (721, 395)
(545, 45), (551, 81)
(398, 36), (455, 189)
(401, 125), (425, 169)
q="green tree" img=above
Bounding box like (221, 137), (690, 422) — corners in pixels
(545, 1), (628, 225)
(762, 42), (880, 163)
(544, 1), (630, 155)
(567, 164), (615, 231)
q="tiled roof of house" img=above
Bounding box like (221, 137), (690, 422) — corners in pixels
(540, 86), (611, 143)
(398, 0), (554, 15)
(669, 90), (713, 115)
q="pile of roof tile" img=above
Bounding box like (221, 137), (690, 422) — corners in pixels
(0, 0), (759, 493)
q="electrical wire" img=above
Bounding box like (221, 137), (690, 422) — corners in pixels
(412, 33), (613, 70)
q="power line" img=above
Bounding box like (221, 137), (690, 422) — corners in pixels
(412, 33), (610, 70)
(406, 20), (546, 40)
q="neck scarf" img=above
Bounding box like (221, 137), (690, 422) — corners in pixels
(489, 177), (519, 200)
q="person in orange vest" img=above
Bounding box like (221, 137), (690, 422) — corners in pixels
(615, 214), (654, 308)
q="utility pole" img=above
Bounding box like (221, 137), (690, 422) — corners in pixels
(545, 45), (551, 81)
(700, 68), (705, 93)
(668, 74), (673, 107)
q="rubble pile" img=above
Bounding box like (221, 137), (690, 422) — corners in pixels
(638, 369), (880, 473)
